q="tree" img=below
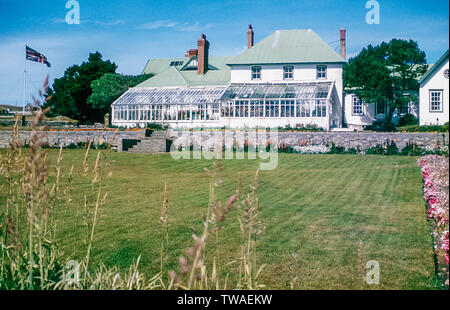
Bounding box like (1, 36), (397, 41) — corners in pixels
(344, 39), (428, 124)
(45, 52), (117, 123)
(87, 73), (154, 119)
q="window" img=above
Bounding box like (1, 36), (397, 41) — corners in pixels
(251, 66), (261, 80)
(312, 100), (327, 117)
(250, 100), (264, 117)
(352, 97), (364, 116)
(169, 61), (183, 66)
(296, 100), (310, 117)
(283, 65), (294, 80)
(186, 59), (198, 69)
(265, 100), (279, 117)
(281, 100), (295, 117)
(316, 65), (327, 79)
(235, 100), (249, 117)
(221, 101), (234, 117)
(398, 102), (409, 115)
(375, 101), (385, 115)
(430, 90), (443, 112)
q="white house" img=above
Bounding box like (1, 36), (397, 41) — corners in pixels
(112, 26), (347, 130)
(419, 50), (449, 126)
(343, 91), (420, 131)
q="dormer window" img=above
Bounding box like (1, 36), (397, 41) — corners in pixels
(169, 61), (184, 66)
(316, 65), (327, 79)
(187, 58), (198, 68)
(283, 65), (294, 80)
(180, 57), (198, 71)
(251, 66), (261, 80)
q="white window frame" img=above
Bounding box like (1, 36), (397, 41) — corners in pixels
(352, 96), (364, 116)
(283, 65), (294, 80)
(429, 90), (443, 113)
(316, 65), (327, 79)
(251, 66), (261, 80)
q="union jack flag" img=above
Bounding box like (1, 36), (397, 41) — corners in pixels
(26, 46), (51, 67)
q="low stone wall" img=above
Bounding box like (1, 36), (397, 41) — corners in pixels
(276, 132), (448, 150)
(0, 119), (75, 127)
(170, 131), (449, 151)
(0, 130), (448, 151)
(0, 130), (142, 149)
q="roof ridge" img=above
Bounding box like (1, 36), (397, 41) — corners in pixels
(171, 66), (188, 86)
(419, 49), (449, 84)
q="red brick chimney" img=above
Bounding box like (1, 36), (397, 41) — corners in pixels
(340, 28), (346, 61)
(185, 49), (198, 58)
(197, 34), (209, 75)
(247, 24), (254, 49)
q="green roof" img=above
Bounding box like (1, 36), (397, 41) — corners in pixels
(138, 29), (344, 88)
(419, 50), (449, 84)
(136, 66), (230, 88)
(143, 56), (235, 75)
(227, 29), (345, 65)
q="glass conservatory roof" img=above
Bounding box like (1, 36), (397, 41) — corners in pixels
(113, 82), (333, 105)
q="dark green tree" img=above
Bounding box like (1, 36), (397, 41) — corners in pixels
(87, 73), (154, 118)
(45, 52), (117, 123)
(344, 39), (428, 123)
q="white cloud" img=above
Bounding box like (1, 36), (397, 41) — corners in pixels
(49, 18), (125, 27)
(140, 20), (179, 30)
(139, 20), (213, 32)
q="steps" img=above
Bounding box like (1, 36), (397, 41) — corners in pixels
(127, 130), (170, 153)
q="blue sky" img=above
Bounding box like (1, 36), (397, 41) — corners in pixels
(0, 0), (448, 106)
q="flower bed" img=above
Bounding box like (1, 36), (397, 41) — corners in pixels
(418, 155), (449, 287)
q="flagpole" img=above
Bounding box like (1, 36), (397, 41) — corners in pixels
(23, 44), (27, 116)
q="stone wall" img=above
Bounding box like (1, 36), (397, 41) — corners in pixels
(276, 132), (448, 150)
(170, 131), (449, 151)
(0, 130), (142, 149)
(0, 130), (448, 151)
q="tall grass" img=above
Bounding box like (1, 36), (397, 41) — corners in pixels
(0, 77), (266, 290)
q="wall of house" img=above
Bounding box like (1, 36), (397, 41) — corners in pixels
(229, 63), (344, 128)
(344, 93), (376, 130)
(111, 117), (331, 130)
(419, 59), (449, 126)
(229, 63), (341, 83)
(344, 93), (420, 130)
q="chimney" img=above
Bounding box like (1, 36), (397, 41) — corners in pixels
(197, 34), (209, 75)
(340, 28), (346, 61)
(247, 24), (254, 49)
(185, 48), (198, 58)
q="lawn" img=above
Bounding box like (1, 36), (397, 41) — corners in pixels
(0, 149), (438, 289)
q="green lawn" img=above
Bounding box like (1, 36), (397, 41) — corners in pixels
(0, 150), (438, 289)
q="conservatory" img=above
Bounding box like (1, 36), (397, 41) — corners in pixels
(111, 81), (338, 129)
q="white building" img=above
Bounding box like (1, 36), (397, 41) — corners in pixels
(344, 50), (449, 130)
(112, 26), (347, 130)
(419, 50), (449, 126)
(343, 91), (420, 131)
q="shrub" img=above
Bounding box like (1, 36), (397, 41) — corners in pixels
(398, 123), (449, 133)
(365, 120), (397, 132)
(365, 144), (385, 155)
(328, 143), (346, 154)
(146, 123), (168, 131)
(385, 140), (399, 155)
(398, 114), (419, 127)
(346, 146), (362, 154)
(401, 143), (424, 156)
